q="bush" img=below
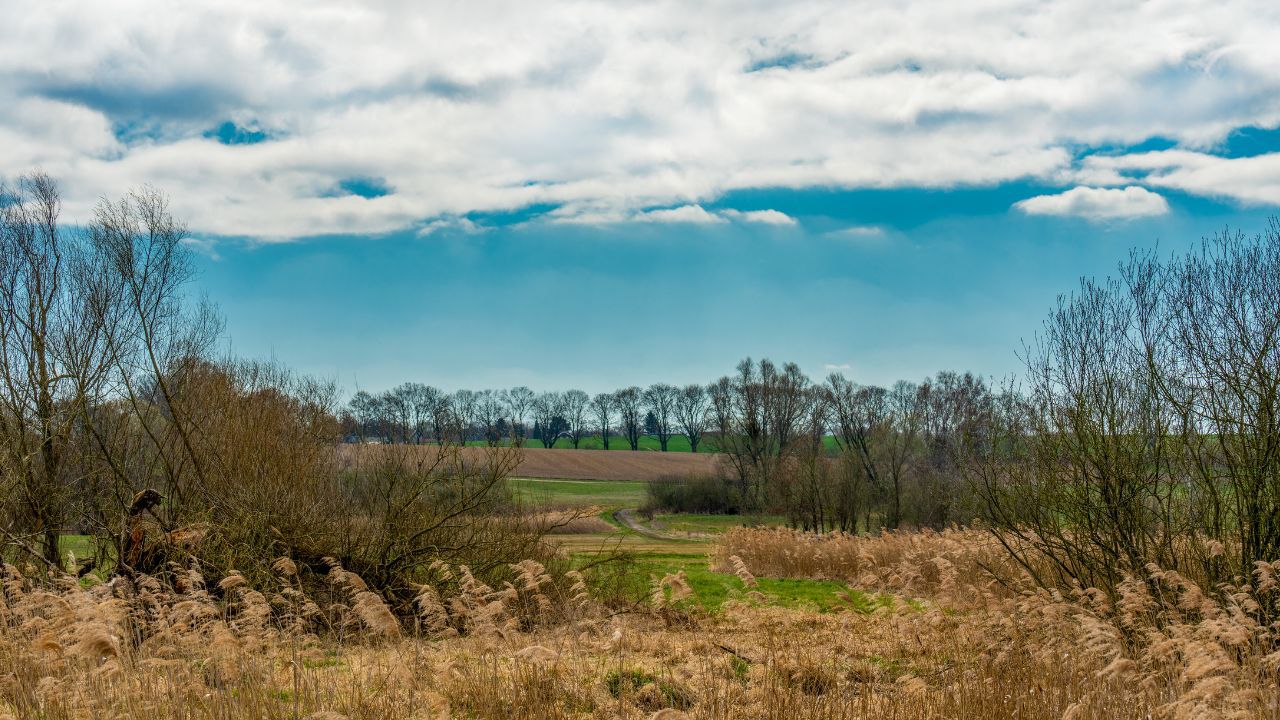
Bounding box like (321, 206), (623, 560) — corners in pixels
(643, 473), (737, 515)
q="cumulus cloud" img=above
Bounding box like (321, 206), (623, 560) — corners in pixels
(1, 1), (1278, 238)
(1075, 150), (1280, 205)
(721, 208), (797, 225)
(416, 216), (485, 236)
(634, 205), (727, 224)
(1014, 186), (1171, 220)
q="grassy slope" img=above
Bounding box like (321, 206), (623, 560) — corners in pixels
(508, 477), (648, 508)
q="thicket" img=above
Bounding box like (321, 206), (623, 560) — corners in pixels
(0, 173), (557, 611)
(642, 473), (738, 515)
(966, 221), (1280, 596)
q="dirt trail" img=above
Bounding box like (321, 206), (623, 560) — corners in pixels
(613, 508), (706, 541)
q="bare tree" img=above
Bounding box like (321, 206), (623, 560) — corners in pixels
(1, 174), (219, 572)
(383, 386), (414, 443)
(0, 173), (81, 567)
(449, 390), (477, 444)
(348, 391), (382, 441)
(643, 383), (679, 451)
(502, 386), (534, 444)
(708, 377), (734, 441)
(674, 384), (710, 452)
(562, 389), (590, 449)
(615, 386), (643, 451)
(402, 383), (444, 444)
(531, 391), (566, 449)
(474, 389), (506, 446)
(590, 392), (616, 449)
(882, 381), (924, 528)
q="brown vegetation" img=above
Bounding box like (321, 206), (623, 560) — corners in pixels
(3, 529), (1276, 718)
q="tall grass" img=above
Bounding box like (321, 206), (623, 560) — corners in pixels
(2, 530), (1276, 718)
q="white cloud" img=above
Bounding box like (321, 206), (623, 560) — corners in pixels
(826, 225), (885, 238)
(1014, 186), (1171, 220)
(721, 208), (797, 225)
(1075, 150), (1280, 205)
(634, 205), (727, 224)
(824, 363), (852, 371)
(417, 217), (484, 236)
(1, 1), (1278, 238)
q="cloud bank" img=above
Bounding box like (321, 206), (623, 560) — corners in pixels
(1, 1), (1278, 239)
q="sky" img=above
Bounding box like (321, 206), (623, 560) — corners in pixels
(3, 1), (1280, 394)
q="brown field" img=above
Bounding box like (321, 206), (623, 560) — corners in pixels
(345, 443), (721, 482)
(500, 447), (719, 481)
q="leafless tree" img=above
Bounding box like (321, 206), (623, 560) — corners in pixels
(531, 391), (566, 449)
(449, 390), (477, 444)
(643, 383), (679, 451)
(590, 392), (616, 449)
(714, 359), (813, 512)
(474, 389), (506, 446)
(347, 390), (382, 441)
(0, 174), (222, 571)
(708, 377), (734, 441)
(400, 383), (443, 444)
(0, 173), (83, 567)
(562, 389), (590, 449)
(674, 384), (710, 452)
(615, 386), (643, 451)
(502, 386), (534, 443)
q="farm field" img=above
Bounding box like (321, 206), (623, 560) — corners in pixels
(510, 477), (649, 508)
(500, 446), (720, 481)
(468, 435), (723, 453)
(341, 443), (721, 483)
(463, 435), (844, 454)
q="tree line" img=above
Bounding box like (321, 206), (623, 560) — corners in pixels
(343, 383), (719, 452)
(347, 363), (996, 533)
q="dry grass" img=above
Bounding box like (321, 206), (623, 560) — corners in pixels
(526, 507), (617, 535)
(712, 526), (1029, 604)
(3, 530), (1277, 719)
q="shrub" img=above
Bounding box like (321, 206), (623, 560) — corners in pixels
(642, 473), (737, 515)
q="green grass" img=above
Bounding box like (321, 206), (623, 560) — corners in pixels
(622, 554), (873, 613)
(59, 534), (96, 561)
(651, 513), (786, 535)
(508, 477), (647, 508)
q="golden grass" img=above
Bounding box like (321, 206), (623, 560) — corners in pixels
(2, 530), (1276, 718)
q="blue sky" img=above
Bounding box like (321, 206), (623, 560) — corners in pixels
(197, 183), (1273, 394)
(3, 1), (1280, 394)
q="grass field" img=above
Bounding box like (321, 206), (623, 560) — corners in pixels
(509, 477), (648, 508)
(510, 475), (825, 613)
(626, 553), (869, 612)
(650, 513), (786, 536)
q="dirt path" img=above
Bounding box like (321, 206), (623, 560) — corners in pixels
(613, 508), (700, 541)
